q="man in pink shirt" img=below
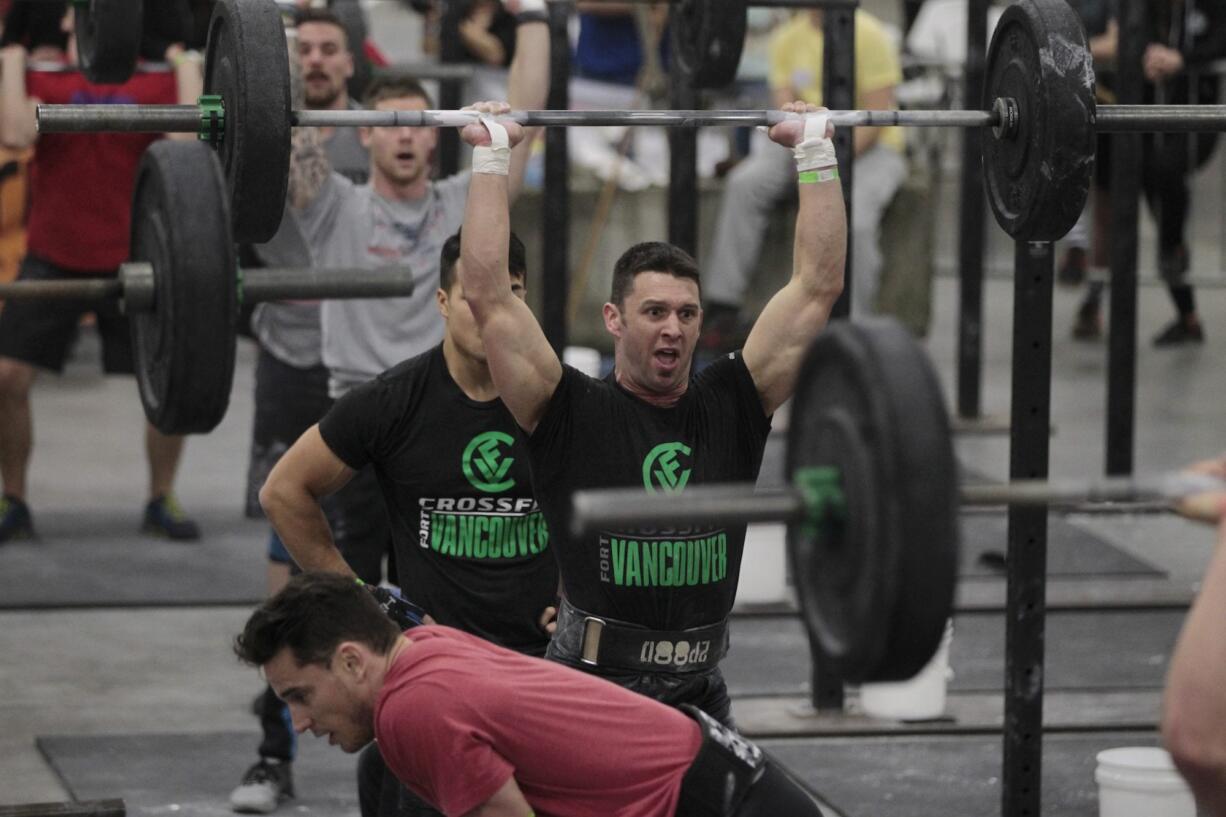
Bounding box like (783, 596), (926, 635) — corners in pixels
(235, 572), (827, 817)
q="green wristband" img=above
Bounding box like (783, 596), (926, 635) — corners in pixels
(798, 168), (839, 184)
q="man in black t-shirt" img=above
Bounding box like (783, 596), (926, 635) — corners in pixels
(259, 230), (557, 817)
(455, 101), (846, 724)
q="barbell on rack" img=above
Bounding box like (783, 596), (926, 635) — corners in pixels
(570, 319), (1225, 686)
(28, 0), (1188, 245)
(14, 138), (416, 435)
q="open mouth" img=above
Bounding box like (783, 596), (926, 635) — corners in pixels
(395, 151), (416, 163)
(654, 348), (680, 367)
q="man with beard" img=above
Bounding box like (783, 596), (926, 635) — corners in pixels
(231, 9), (374, 814)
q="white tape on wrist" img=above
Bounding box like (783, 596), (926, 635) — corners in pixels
(516, 0), (546, 11)
(472, 115), (511, 176)
(792, 113), (836, 172)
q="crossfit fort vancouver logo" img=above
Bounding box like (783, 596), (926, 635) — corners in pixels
(462, 431), (516, 493)
(642, 442), (693, 494)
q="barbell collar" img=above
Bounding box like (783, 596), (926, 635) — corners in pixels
(240, 266), (415, 303)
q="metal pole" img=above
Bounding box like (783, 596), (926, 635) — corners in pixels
(667, 72), (699, 256)
(568, 472), (1222, 531)
(39, 102), (1226, 134)
(239, 267), (415, 302)
(1105, 0), (1146, 478)
(824, 6), (856, 321)
(957, 0), (988, 419)
(0, 278), (122, 300)
(1002, 239), (1053, 817)
(542, 2), (570, 354)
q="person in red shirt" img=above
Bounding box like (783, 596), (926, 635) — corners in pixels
(236, 572), (830, 817)
(0, 4), (206, 542)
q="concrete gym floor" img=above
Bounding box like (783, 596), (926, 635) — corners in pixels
(1, 221), (1224, 811)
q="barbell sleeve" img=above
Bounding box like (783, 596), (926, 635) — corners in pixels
(570, 472), (1226, 535)
(571, 484), (805, 536)
(240, 266), (415, 302)
(0, 278), (123, 300)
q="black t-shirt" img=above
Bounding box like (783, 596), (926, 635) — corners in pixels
(320, 344), (556, 655)
(526, 352), (772, 631)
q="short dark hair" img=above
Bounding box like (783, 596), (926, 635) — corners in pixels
(364, 76), (434, 109)
(234, 573), (400, 669)
(609, 242), (701, 308)
(294, 8), (349, 49)
(439, 228), (528, 293)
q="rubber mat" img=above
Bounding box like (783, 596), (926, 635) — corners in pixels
(762, 730), (1163, 817)
(0, 508), (267, 608)
(722, 609), (1184, 697)
(37, 731), (358, 817)
(959, 513), (1163, 577)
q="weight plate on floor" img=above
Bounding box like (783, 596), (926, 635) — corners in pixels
(76, 0), (142, 84)
(670, 0), (747, 89)
(203, 0), (291, 245)
(982, 0), (1096, 241)
(788, 318), (958, 682)
(129, 140), (236, 434)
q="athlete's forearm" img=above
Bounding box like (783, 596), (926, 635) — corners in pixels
(0, 47), (37, 149)
(287, 126), (331, 210)
(260, 479), (352, 576)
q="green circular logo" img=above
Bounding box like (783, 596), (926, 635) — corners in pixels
(642, 442), (693, 494)
(462, 431), (517, 493)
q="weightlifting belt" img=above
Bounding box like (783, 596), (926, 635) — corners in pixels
(674, 704), (766, 817)
(554, 598), (728, 674)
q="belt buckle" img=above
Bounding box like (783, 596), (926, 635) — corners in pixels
(580, 616), (606, 666)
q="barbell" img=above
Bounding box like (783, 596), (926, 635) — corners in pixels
(32, 0), (1217, 245)
(7, 138), (415, 434)
(570, 318), (1225, 686)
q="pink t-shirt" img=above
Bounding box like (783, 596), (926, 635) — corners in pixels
(374, 626), (703, 817)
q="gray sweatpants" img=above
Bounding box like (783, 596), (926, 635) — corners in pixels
(705, 140), (908, 318)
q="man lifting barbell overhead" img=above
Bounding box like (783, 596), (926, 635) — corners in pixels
(236, 572), (830, 817)
(456, 98), (845, 724)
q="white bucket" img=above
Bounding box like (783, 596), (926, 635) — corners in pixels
(1095, 747), (1196, 817)
(733, 523), (788, 605)
(860, 620), (953, 720)
(563, 346), (603, 378)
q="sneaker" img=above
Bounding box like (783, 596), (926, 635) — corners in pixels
(0, 494), (34, 543)
(1057, 246), (1087, 286)
(230, 759), (294, 814)
(1071, 305), (1102, 341)
(141, 494), (201, 540)
(1152, 318), (1204, 347)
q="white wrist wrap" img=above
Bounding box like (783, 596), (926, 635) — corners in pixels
(472, 115), (511, 176)
(792, 113), (836, 172)
(517, 0), (546, 11)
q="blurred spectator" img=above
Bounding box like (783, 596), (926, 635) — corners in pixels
(0, 5), (205, 543)
(702, 9), (906, 348)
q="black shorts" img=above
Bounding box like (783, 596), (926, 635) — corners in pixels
(245, 345), (333, 516)
(0, 254), (133, 374)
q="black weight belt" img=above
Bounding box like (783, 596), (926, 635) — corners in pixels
(554, 598), (729, 674)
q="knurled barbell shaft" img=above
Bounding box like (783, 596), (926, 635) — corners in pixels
(569, 472), (1226, 535)
(35, 103), (1226, 135)
(0, 266), (413, 306)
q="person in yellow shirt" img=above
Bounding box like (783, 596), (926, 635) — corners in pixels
(703, 9), (906, 342)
